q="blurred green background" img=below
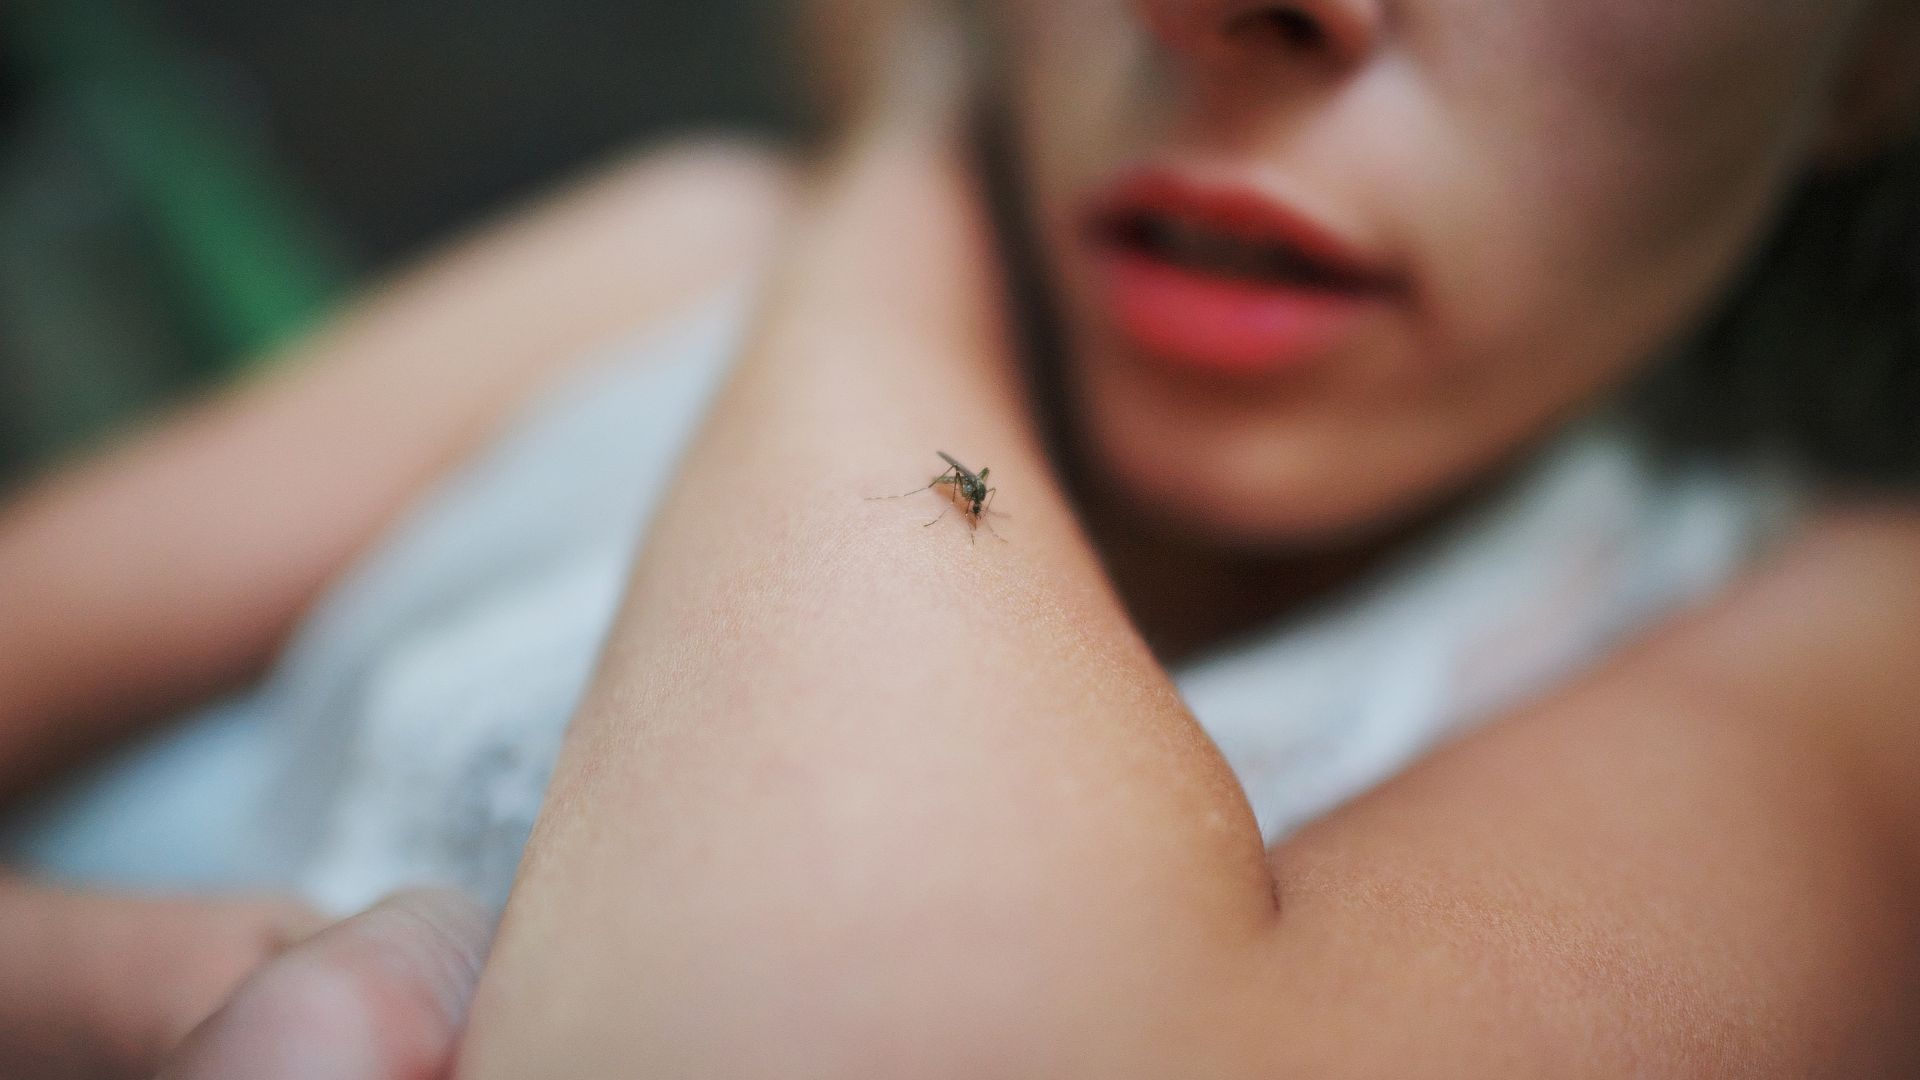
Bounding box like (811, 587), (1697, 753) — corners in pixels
(0, 0), (795, 482)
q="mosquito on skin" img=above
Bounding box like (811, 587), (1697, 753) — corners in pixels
(869, 451), (1006, 542)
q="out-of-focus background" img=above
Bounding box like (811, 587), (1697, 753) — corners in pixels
(0, 0), (796, 482)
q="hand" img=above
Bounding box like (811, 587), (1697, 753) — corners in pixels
(0, 877), (325, 1079)
(796, 0), (974, 135)
(157, 890), (492, 1080)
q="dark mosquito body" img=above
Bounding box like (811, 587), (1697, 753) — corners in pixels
(870, 450), (1004, 541)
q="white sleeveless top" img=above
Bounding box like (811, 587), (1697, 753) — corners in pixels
(0, 287), (1803, 914)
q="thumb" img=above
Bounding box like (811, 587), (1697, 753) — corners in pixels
(157, 889), (494, 1080)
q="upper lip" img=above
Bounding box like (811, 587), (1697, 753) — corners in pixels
(1083, 167), (1400, 292)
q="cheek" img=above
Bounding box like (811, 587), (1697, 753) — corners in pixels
(1410, 0), (1855, 373)
(986, 0), (1866, 541)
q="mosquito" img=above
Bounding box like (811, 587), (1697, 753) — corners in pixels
(870, 451), (1005, 542)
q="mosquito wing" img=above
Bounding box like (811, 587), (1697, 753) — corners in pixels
(936, 450), (979, 482)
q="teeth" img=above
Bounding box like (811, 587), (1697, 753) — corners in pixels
(1134, 214), (1337, 287)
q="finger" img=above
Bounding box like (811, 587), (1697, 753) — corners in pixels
(157, 889), (494, 1080)
(0, 876), (324, 1079)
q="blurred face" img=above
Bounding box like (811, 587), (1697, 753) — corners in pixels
(987, 0), (1883, 545)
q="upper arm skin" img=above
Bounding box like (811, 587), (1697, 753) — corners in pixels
(0, 139), (795, 804)
(455, 126), (1917, 1078)
(1233, 506), (1920, 1077)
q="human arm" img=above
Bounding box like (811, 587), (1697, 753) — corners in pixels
(0, 140), (792, 805)
(452, 82), (1920, 1078)
(0, 139), (793, 1080)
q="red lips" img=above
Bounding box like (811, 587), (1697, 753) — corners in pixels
(1082, 168), (1398, 378)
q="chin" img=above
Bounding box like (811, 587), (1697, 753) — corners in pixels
(1074, 367), (1490, 553)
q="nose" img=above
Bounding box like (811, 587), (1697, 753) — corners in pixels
(1139, 0), (1383, 72)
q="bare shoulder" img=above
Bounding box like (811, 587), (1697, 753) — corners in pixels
(1739, 498), (1920, 623)
(1259, 499), (1920, 1075)
(1653, 499), (1920, 778)
(344, 134), (800, 372)
(479, 134), (800, 290)
(1663, 498), (1920, 846)
(249, 132), (801, 488)
(1698, 498), (1920, 639)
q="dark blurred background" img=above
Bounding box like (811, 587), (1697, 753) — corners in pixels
(0, 0), (797, 480)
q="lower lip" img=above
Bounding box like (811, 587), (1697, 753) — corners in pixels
(1093, 247), (1375, 377)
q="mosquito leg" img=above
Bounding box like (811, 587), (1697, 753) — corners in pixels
(980, 493), (1005, 543)
(867, 481), (935, 501)
(923, 502), (953, 528)
(978, 487), (1009, 542)
(981, 513), (1007, 544)
(870, 467), (960, 502)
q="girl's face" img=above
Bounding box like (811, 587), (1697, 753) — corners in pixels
(988, 0), (1891, 545)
